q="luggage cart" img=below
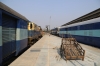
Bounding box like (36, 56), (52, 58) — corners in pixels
(60, 34), (85, 61)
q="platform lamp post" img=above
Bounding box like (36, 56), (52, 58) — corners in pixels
(49, 16), (51, 33)
(48, 25), (50, 33)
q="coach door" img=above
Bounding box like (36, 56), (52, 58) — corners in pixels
(2, 13), (16, 59)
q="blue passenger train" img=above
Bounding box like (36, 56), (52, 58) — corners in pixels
(51, 28), (58, 36)
(0, 2), (42, 66)
(58, 17), (100, 48)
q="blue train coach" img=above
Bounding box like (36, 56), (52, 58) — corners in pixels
(59, 17), (100, 48)
(51, 28), (58, 35)
(0, 2), (29, 65)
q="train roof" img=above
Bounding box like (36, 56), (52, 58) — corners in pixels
(60, 17), (100, 29)
(62, 8), (100, 26)
(0, 2), (29, 22)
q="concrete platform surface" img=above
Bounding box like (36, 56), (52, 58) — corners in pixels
(9, 34), (100, 66)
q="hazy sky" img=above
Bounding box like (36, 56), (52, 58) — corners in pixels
(1, 0), (100, 29)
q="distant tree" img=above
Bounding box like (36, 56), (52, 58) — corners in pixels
(46, 25), (48, 31)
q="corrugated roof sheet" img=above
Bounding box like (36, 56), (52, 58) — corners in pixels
(62, 8), (100, 26)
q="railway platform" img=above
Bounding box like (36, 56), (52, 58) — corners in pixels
(9, 34), (100, 66)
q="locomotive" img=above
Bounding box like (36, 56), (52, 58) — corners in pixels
(28, 22), (42, 45)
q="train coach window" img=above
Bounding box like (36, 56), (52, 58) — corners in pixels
(65, 28), (68, 31)
(30, 24), (32, 29)
(77, 26), (80, 30)
(89, 23), (93, 29)
(72, 26), (77, 30)
(80, 25), (84, 30)
(75, 26), (77, 30)
(94, 22), (100, 29)
(84, 24), (88, 30)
